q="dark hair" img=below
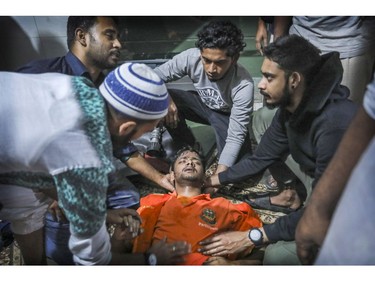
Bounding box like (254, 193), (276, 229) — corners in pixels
(195, 20), (246, 58)
(66, 16), (119, 50)
(170, 146), (205, 172)
(263, 34), (322, 82)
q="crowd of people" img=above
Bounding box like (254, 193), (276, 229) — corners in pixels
(1, 16), (375, 266)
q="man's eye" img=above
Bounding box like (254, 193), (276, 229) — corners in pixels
(106, 33), (115, 40)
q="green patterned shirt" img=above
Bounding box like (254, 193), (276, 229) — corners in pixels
(0, 76), (115, 236)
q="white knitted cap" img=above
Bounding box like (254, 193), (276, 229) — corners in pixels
(99, 63), (169, 120)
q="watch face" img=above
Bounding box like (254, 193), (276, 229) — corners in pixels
(148, 253), (157, 265)
(250, 229), (262, 241)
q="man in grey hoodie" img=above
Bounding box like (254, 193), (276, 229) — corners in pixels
(154, 20), (254, 175)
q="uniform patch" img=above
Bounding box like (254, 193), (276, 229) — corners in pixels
(200, 208), (217, 225)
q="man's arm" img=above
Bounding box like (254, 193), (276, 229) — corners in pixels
(53, 167), (112, 264)
(255, 17), (269, 56)
(215, 110), (290, 185)
(295, 105), (375, 264)
(217, 79), (254, 168)
(113, 143), (174, 192)
(273, 16), (293, 39)
(126, 151), (174, 192)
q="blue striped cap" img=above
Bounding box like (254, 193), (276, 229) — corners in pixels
(99, 62), (169, 120)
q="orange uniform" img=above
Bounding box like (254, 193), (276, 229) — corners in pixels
(133, 191), (263, 265)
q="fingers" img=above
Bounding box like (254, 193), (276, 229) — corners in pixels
(107, 208), (144, 238)
(150, 240), (191, 265)
(255, 41), (262, 54)
(165, 99), (179, 128)
(48, 208), (58, 222)
(167, 241), (191, 264)
(55, 208), (68, 223)
(170, 241), (191, 256)
(122, 214), (143, 237)
(48, 201), (67, 222)
(198, 243), (224, 256)
(198, 235), (229, 256)
(106, 208), (141, 224)
(160, 175), (175, 192)
(198, 239), (218, 252)
(165, 112), (178, 128)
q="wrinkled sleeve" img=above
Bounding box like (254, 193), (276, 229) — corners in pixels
(153, 49), (195, 82)
(263, 208), (304, 242)
(218, 83), (254, 167)
(53, 167), (111, 265)
(113, 142), (139, 162)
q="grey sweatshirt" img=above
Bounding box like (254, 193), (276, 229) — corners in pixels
(154, 48), (254, 167)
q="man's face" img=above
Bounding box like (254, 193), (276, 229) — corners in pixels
(258, 58), (292, 109)
(173, 150), (205, 183)
(200, 48), (235, 81)
(86, 17), (122, 70)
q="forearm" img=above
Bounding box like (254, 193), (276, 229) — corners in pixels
(308, 106), (375, 217)
(126, 152), (163, 184)
(263, 209), (304, 242)
(273, 16), (292, 39)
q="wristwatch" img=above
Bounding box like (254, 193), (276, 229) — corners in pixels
(248, 228), (263, 247)
(145, 252), (157, 265)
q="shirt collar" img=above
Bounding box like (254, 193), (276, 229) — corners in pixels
(65, 51), (88, 77)
(65, 51), (105, 87)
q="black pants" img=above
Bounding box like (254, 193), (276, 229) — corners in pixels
(167, 89), (252, 163)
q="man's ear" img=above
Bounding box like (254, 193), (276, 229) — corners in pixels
(118, 121), (136, 136)
(289, 72), (302, 89)
(76, 28), (88, 47)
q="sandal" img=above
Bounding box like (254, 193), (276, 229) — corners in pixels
(244, 186), (302, 214)
(264, 174), (279, 191)
(247, 190), (280, 199)
(244, 196), (296, 214)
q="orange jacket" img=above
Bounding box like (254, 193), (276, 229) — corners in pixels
(133, 191), (262, 265)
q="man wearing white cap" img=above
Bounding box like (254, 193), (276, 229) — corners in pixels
(0, 63), (191, 265)
(17, 16), (176, 265)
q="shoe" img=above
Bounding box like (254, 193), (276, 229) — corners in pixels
(264, 176), (296, 191)
(263, 174), (279, 191)
(247, 190), (280, 199)
(244, 196), (296, 214)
